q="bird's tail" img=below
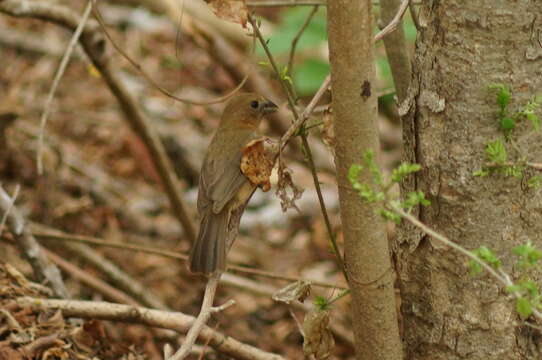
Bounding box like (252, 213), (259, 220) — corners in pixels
(189, 212), (227, 275)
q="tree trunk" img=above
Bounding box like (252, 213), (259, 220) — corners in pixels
(328, 1), (403, 359)
(397, 1), (542, 359)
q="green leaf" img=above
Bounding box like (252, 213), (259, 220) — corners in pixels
(473, 169), (490, 177)
(391, 163), (421, 183)
(500, 117), (515, 132)
(513, 242), (542, 267)
(474, 246), (501, 269)
(293, 59), (330, 95)
(516, 297), (533, 319)
(527, 175), (541, 189)
(314, 296), (329, 310)
(485, 139), (507, 164)
(489, 83), (511, 113)
(468, 259), (482, 276)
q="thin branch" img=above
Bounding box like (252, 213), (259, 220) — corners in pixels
(31, 225), (346, 289)
(287, 5), (319, 80)
(300, 134), (348, 281)
(169, 275), (222, 360)
(373, 0), (410, 43)
(0, 185), (69, 299)
(37, 1), (92, 175)
(14, 297), (285, 360)
(249, 14), (348, 281)
(90, 0), (247, 106)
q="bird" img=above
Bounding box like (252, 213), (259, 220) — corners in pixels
(189, 93), (278, 275)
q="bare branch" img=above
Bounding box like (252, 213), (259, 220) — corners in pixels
(14, 297), (285, 360)
(374, 0), (409, 43)
(37, 1), (92, 174)
(169, 275), (221, 360)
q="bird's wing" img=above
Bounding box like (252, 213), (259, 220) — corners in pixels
(198, 132), (257, 215)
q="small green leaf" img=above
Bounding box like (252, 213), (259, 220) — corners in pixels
(500, 117), (515, 132)
(527, 176), (541, 189)
(314, 296), (329, 310)
(468, 259), (482, 276)
(485, 139), (507, 164)
(516, 297), (533, 319)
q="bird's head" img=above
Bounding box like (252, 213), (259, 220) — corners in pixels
(220, 93), (278, 129)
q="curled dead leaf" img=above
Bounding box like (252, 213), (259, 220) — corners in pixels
(203, 0), (248, 28)
(241, 137), (278, 192)
(302, 308), (335, 360)
(272, 280), (311, 304)
(276, 161), (304, 212)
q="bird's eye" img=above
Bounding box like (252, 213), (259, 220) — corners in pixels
(250, 100), (259, 109)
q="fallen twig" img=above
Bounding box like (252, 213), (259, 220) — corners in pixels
(15, 296), (285, 360)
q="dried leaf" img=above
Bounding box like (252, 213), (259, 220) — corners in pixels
(241, 137), (278, 192)
(302, 308), (334, 360)
(276, 161), (304, 212)
(203, 0), (248, 27)
(272, 281), (311, 304)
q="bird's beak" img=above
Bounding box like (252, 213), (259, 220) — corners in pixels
(262, 101), (278, 114)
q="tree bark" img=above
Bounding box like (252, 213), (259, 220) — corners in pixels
(397, 1), (542, 359)
(328, 1), (403, 359)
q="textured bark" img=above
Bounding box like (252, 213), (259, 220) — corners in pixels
(328, 1), (403, 359)
(396, 1), (542, 359)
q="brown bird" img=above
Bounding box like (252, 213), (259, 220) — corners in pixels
(189, 93), (277, 275)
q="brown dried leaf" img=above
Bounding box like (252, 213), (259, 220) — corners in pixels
(302, 308), (335, 360)
(241, 137), (277, 192)
(272, 280), (311, 304)
(204, 0), (248, 27)
(276, 161), (304, 212)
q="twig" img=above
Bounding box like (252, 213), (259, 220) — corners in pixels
(31, 224), (346, 289)
(300, 134), (348, 281)
(0, 185), (69, 299)
(0, 0), (198, 243)
(249, 14), (348, 280)
(165, 274), (224, 360)
(287, 5), (319, 82)
(14, 296), (285, 360)
(373, 0), (410, 43)
(37, 1), (92, 175)
(90, 0), (247, 106)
